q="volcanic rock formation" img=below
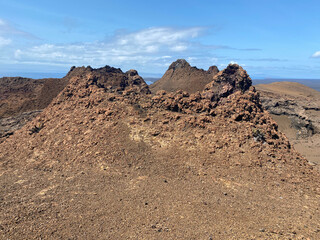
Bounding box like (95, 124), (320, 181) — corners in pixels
(202, 63), (252, 102)
(150, 59), (219, 93)
(256, 82), (320, 165)
(0, 76), (69, 118)
(0, 76), (69, 141)
(1, 64), (320, 239)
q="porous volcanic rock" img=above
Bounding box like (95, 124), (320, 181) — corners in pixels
(0, 65), (151, 141)
(150, 59), (219, 93)
(202, 64), (252, 102)
(1, 64), (320, 239)
(63, 65), (150, 95)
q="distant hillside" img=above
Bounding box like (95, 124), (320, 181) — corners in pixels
(0, 75), (70, 140)
(150, 59), (219, 93)
(256, 81), (320, 165)
(253, 78), (320, 92)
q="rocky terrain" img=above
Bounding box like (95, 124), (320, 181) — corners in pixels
(150, 59), (219, 94)
(256, 82), (320, 166)
(149, 59), (320, 167)
(0, 64), (320, 239)
(0, 75), (69, 141)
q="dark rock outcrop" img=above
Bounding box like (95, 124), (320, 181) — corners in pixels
(56, 66), (150, 104)
(207, 65), (219, 75)
(64, 65), (149, 94)
(168, 59), (190, 71)
(202, 64), (252, 102)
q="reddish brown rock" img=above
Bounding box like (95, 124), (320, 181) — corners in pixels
(0, 66), (150, 140)
(202, 64), (252, 102)
(0, 76), (70, 141)
(0, 64), (319, 239)
(0, 76), (69, 119)
(150, 59), (219, 93)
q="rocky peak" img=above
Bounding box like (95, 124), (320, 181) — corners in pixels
(66, 65), (123, 78)
(150, 59), (219, 94)
(202, 64), (252, 102)
(207, 65), (219, 75)
(126, 69), (139, 76)
(168, 59), (191, 71)
(66, 65), (149, 91)
(56, 65), (150, 104)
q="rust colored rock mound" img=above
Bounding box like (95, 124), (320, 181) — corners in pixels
(150, 59), (219, 93)
(0, 65), (150, 141)
(202, 64), (252, 102)
(0, 76), (69, 119)
(64, 65), (150, 94)
(1, 64), (320, 239)
(0, 76), (69, 141)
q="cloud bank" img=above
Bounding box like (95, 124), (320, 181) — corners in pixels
(0, 20), (287, 76)
(11, 27), (206, 69)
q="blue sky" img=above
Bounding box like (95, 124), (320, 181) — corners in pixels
(0, 0), (319, 79)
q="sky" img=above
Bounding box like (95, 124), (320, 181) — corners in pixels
(0, 0), (319, 79)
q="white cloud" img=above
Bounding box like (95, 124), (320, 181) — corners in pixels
(2, 25), (247, 74)
(115, 27), (202, 46)
(1, 22), (265, 74)
(0, 36), (11, 47)
(12, 27), (206, 69)
(170, 44), (188, 52)
(145, 45), (159, 53)
(312, 51), (320, 58)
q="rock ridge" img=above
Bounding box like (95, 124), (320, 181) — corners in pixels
(150, 59), (219, 93)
